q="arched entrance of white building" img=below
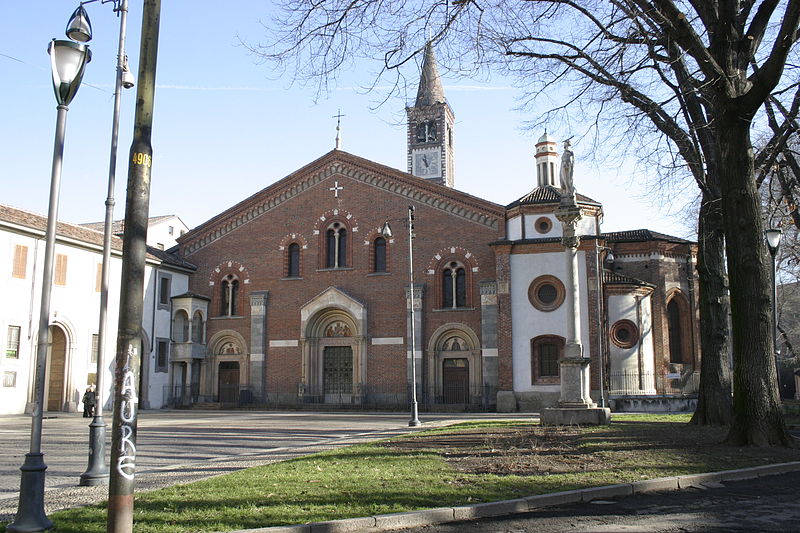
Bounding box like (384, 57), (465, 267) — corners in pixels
(45, 325), (68, 411)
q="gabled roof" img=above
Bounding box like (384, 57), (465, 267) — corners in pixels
(145, 245), (197, 270)
(415, 43), (447, 107)
(506, 185), (601, 209)
(0, 204), (124, 251)
(81, 214), (184, 235)
(0, 203), (194, 271)
(603, 229), (693, 244)
(171, 291), (210, 301)
(178, 149), (505, 256)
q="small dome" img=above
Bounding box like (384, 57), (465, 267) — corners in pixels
(537, 131), (556, 145)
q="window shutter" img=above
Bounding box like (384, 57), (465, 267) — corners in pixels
(54, 254), (68, 286)
(12, 245), (27, 278)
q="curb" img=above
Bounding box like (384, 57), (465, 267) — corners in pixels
(226, 461), (800, 533)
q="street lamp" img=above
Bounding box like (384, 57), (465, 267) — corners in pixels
(7, 38), (90, 533)
(766, 227), (782, 394)
(381, 206), (421, 427)
(69, 0), (135, 488)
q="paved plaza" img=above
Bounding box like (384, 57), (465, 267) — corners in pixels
(0, 409), (532, 523)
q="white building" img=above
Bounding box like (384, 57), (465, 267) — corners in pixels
(0, 205), (194, 415)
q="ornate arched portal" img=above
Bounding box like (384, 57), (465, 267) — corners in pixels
(300, 287), (367, 403)
(427, 324), (481, 404)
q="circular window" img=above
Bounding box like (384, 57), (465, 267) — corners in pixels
(528, 275), (566, 312)
(535, 216), (553, 234)
(610, 320), (639, 349)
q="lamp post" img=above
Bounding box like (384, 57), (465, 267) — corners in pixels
(68, 0), (135, 488)
(382, 206), (421, 427)
(765, 227), (782, 395)
(8, 38), (90, 533)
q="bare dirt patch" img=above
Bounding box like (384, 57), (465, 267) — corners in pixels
(381, 425), (612, 476)
(380, 421), (800, 478)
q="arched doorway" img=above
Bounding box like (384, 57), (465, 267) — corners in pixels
(218, 361), (240, 405)
(303, 311), (361, 403)
(442, 358), (469, 404)
(46, 326), (67, 411)
(427, 324), (481, 405)
(300, 287), (368, 404)
(205, 333), (247, 406)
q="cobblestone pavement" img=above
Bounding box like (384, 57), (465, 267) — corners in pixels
(0, 410), (533, 524)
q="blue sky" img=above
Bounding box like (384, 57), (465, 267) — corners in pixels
(2, 0), (696, 237)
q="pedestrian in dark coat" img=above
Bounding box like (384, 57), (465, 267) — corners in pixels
(82, 385), (96, 418)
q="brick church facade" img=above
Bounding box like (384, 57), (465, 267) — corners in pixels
(165, 44), (700, 412)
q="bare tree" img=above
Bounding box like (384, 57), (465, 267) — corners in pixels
(255, 1), (800, 445)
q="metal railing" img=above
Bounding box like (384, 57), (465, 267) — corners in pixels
(162, 382), (498, 410)
(608, 370), (700, 397)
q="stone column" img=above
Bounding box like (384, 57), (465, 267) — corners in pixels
(479, 280), (498, 408)
(556, 203), (594, 408)
(542, 144), (610, 425)
(183, 361), (192, 406)
(249, 290), (269, 402)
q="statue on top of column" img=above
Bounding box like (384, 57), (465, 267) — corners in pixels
(560, 138), (575, 198)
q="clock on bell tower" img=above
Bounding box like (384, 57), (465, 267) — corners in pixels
(407, 42), (455, 188)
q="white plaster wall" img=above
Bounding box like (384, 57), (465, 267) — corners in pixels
(0, 221), (192, 414)
(640, 294), (655, 380)
(523, 214), (559, 238)
(507, 216), (522, 241)
(510, 250), (593, 392)
(0, 230), (39, 414)
(141, 267), (189, 408)
(147, 216), (189, 250)
(578, 215), (598, 236)
(607, 292), (656, 394)
(0, 228), (124, 414)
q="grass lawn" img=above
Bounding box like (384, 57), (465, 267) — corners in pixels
(3, 414), (799, 533)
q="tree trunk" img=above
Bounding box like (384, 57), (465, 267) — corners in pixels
(690, 189), (733, 426)
(717, 118), (792, 446)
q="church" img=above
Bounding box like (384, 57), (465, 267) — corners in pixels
(0, 45), (700, 415)
(165, 44), (701, 413)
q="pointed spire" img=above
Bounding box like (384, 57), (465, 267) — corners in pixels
(415, 42), (446, 107)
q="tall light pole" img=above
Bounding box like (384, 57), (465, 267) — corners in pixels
(766, 227), (782, 395)
(7, 38), (90, 533)
(382, 206), (421, 427)
(67, 0), (136, 488)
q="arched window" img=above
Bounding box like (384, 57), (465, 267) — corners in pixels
(191, 311), (204, 344)
(173, 310), (189, 342)
(287, 243), (300, 277)
(442, 261), (467, 308)
(531, 335), (564, 383)
(667, 298), (684, 363)
(325, 222), (347, 268)
(373, 237), (387, 273)
(416, 121), (436, 143)
(220, 275), (239, 316)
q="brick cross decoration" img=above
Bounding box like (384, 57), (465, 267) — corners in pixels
(329, 180), (344, 198)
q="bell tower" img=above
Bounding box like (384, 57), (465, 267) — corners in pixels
(535, 131), (559, 187)
(407, 43), (455, 187)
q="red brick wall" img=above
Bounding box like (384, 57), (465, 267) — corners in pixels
(179, 153), (504, 396)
